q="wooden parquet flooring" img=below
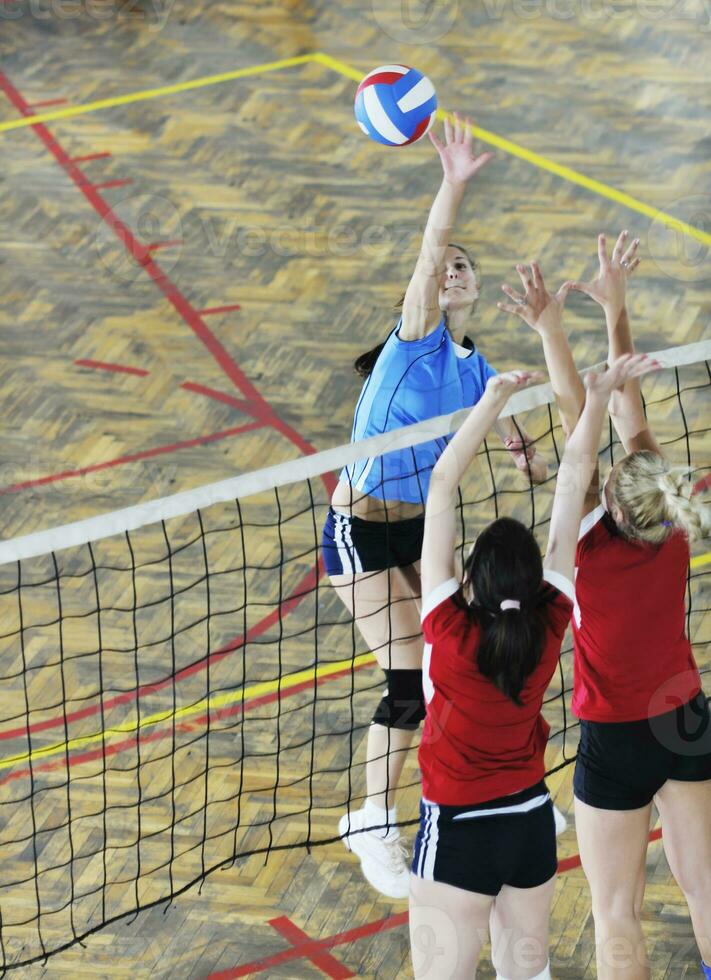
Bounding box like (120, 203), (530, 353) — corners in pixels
(0, 0), (708, 976)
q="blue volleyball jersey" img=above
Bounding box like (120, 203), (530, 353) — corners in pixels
(340, 318), (496, 504)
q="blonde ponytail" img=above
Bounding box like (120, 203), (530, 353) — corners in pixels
(612, 451), (710, 544)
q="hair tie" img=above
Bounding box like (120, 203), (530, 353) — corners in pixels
(500, 599), (521, 612)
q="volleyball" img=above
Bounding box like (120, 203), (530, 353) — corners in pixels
(354, 65), (437, 146)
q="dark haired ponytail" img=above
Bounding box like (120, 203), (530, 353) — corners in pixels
(354, 342), (386, 379)
(463, 517), (546, 705)
(475, 607), (546, 705)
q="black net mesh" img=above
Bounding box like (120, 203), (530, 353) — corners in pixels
(0, 359), (708, 971)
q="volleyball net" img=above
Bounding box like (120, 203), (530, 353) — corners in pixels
(0, 342), (708, 970)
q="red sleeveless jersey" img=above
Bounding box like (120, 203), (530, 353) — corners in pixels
(419, 571), (573, 806)
(572, 505), (701, 723)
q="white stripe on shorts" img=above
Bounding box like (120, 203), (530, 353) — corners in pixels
(334, 514), (353, 573)
(417, 802), (440, 880)
(451, 792), (550, 821)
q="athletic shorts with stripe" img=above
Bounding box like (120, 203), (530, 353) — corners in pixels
(411, 780), (558, 896)
(322, 507), (424, 576)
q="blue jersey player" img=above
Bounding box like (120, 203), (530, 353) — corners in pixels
(326, 114), (547, 898)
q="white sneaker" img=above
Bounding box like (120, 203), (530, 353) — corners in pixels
(553, 804), (568, 836)
(339, 808), (410, 899)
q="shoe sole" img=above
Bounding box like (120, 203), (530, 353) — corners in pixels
(338, 813), (409, 900)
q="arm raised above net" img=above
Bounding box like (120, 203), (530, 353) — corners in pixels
(400, 113), (493, 341)
(421, 371), (543, 601)
(570, 231), (663, 458)
(544, 354), (660, 584)
(498, 261), (584, 439)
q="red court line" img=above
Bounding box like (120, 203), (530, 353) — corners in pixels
(69, 152), (112, 164)
(0, 554), (323, 748)
(181, 381), (258, 416)
(268, 917), (354, 979)
(147, 240), (184, 251)
(210, 912), (409, 979)
(556, 826), (663, 874)
(74, 358), (149, 376)
(0, 71), (331, 466)
(0, 421), (264, 494)
(213, 829), (667, 979)
(90, 178), (133, 191)
(0, 657), (361, 786)
(26, 98), (67, 110)
(199, 304), (242, 316)
(694, 474), (710, 495)
(0, 72), (337, 774)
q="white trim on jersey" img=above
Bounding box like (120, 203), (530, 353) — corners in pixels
(451, 341), (473, 360)
(353, 453), (376, 492)
(451, 791), (550, 820)
(422, 642), (434, 704)
(579, 504), (605, 540)
(574, 505), (604, 628)
(542, 569), (575, 605)
(421, 578), (460, 622)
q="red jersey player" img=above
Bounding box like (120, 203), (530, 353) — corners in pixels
(501, 233), (711, 980)
(409, 344), (658, 978)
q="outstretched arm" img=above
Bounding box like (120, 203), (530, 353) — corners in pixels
(544, 354), (660, 584)
(421, 371), (543, 601)
(400, 114), (493, 341)
(498, 262), (583, 438)
(570, 231), (662, 457)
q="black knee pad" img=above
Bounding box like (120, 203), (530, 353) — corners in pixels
(372, 669), (426, 730)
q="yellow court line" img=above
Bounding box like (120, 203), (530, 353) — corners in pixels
(0, 54), (316, 133)
(1, 49), (708, 248)
(0, 651), (376, 773)
(1, 547), (708, 772)
(314, 52), (711, 249)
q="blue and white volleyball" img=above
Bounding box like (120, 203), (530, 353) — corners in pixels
(354, 65), (437, 147)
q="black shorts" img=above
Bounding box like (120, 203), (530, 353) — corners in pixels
(574, 691), (711, 811)
(411, 781), (557, 896)
(322, 507), (424, 576)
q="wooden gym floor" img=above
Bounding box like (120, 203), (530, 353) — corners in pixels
(0, 0), (709, 976)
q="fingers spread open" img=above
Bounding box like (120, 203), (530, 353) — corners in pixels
(497, 301), (527, 318)
(611, 229), (628, 263)
(515, 264), (532, 292)
(531, 261), (543, 290)
(443, 113), (453, 145)
(429, 130), (445, 153)
(620, 236), (640, 265)
(501, 283), (525, 303)
(598, 233), (611, 270)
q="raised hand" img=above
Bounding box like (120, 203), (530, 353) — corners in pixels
(497, 262), (572, 334)
(429, 112), (494, 185)
(570, 231), (640, 314)
(585, 353), (660, 400)
(486, 370), (545, 401)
